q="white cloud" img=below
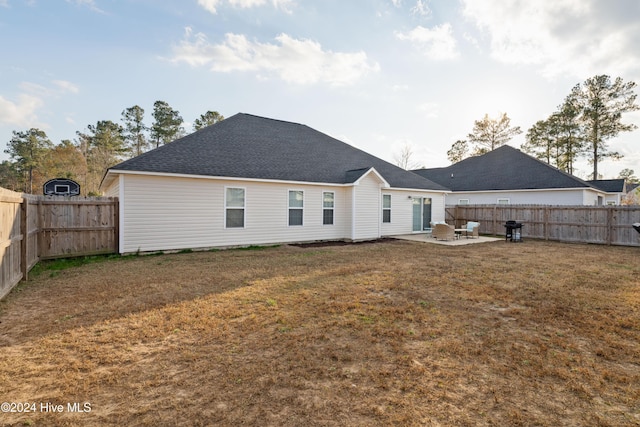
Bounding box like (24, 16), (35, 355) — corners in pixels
(197, 0), (294, 14)
(461, 0), (640, 79)
(395, 23), (459, 60)
(197, 0), (219, 14)
(0, 80), (79, 129)
(418, 102), (439, 118)
(170, 28), (380, 86)
(52, 80), (80, 94)
(65, 0), (105, 14)
(19, 80), (80, 97)
(19, 82), (50, 96)
(462, 32), (481, 53)
(0, 94), (44, 128)
(410, 0), (431, 17)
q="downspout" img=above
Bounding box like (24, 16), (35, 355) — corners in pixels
(377, 185), (382, 238)
(351, 184), (357, 241)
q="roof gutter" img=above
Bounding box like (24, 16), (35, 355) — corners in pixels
(101, 169), (449, 192)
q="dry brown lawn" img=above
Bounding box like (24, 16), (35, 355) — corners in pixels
(0, 239), (638, 426)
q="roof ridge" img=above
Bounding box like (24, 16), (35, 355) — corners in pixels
(238, 112), (307, 128)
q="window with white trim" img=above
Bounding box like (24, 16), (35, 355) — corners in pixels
(288, 190), (304, 226)
(382, 194), (391, 223)
(225, 187), (245, 228)
(458, 199), (470, 205)
(497, 198), (510, 205)
(323, 192), (334, 225)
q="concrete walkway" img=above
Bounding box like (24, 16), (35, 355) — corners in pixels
(393, 233), (501, 246)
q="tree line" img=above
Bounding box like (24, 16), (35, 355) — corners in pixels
(1, 102), (224, 195)
(444, 74), (638, 181)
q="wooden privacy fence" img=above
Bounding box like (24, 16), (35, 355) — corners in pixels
(447, 204), (640, 247)
(1, 187), (118, 300)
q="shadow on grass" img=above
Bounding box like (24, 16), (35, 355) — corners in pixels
(0, 245), (291, 347)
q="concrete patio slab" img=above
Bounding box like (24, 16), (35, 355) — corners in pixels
(392, 234), (501, 246)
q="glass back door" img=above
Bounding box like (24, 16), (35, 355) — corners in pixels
(412, 198), (432, 232)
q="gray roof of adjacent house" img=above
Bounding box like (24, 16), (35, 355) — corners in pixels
(412, 145), (594, 191)
(627, 182), (640, 193)
(586, 179), (626, 193)
(108, 113), (448, 191)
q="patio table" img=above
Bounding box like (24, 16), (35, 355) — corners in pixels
(454, 228), (467, 239)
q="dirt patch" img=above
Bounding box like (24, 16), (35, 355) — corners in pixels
(0, 240), (639, 426)
(289, 237), (397, 248)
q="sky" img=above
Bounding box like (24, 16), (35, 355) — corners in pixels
(1, 0), (639, 180)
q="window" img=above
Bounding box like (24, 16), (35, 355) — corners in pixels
(382, 194), (391, 223)
(323, 192), (334, 225)
(225, 187), (245, 228)
(458, 199), (470, 205)
(288, 190), (304, 226)
(497, 198), (510, 205)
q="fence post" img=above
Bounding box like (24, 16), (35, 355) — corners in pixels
(114, 198), (119, 254)
(607, 207), (614, 246)
(493, 205), (497, 236)
(544, 206), (549, 240)
(20, 195), (28, 282)
(37, 198), (43, 259)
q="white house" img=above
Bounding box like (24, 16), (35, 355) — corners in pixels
(413, 146), (608, 206)
(101, 113), (449, 254)
(586, 179), (628, 205)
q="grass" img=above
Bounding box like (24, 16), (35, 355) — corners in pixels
(29, 254), (120, 276)
(0, 239), (638, 426)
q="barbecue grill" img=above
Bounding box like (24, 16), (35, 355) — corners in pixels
(633, 223), (640, 234)
(504, 220), (523, 242)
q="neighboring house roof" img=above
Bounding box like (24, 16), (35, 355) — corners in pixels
(586, 179), (626, 193)
(413, 145), (594, 192)
(107, 113), (448, 191)
(627, 182), (640, 193)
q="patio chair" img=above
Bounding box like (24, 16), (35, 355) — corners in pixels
(463, 221), (480, 239)
(432, 223), (455, 241)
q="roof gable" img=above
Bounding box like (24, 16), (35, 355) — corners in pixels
(108, 113), (447, 191)
(349, 167), (390, 187)
(413, 145), (593, 191)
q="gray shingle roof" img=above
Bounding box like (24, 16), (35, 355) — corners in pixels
(586, 179), (625, 193)
(109, 113), (448, 191)
(413, 145), (593, 191)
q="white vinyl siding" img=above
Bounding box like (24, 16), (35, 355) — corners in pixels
(449, 188), (603, 206)
(352, 173), (382, 241)
(113, 170), (448, 253)
(118, 174), (351, 253)
(103, 178), (119, 198)
(381, 190), (446, 236)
